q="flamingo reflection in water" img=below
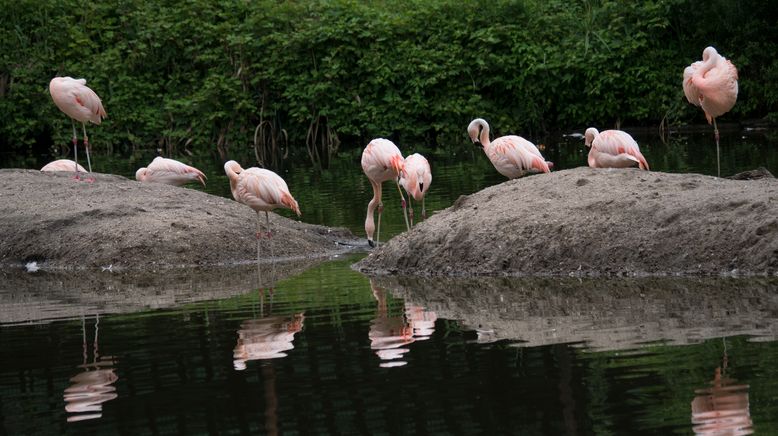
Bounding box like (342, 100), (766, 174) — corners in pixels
(369, 281), (437, 368)
(64, 314), (118, 423)
(233, 313), (305, 370)
(691, 344), (753, 435)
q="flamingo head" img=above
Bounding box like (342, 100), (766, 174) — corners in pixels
(584, 128), (599, 147)
(224, 160), (243, 176)
(467, 118), (487, 146)
(135, 168), (147, 182)
(702, 46), (718, 62)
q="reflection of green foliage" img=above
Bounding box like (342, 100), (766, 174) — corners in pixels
(1, 0), (777, 166)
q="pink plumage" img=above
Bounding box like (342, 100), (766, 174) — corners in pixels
(399, 153), (431, 202)
(136, 157), (206, 187)
(467, 118), (551, 179)
(361, 138), (409, 247)
(224, 160), (300, 216)
(683, 46), (738, 124)
(41, 159), (87, 173)
(584, 128), (649, 170)
(49, 77), (107, 125)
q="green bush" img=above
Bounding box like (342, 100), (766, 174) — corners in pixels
(1, 0), (776, 167)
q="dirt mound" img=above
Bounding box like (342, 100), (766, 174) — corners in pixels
(0, 169), (359, 270)
(356, 167), (778, 276)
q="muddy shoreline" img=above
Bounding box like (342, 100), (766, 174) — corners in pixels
(0, 169), (362, 270)
(356, 167), (778, 277)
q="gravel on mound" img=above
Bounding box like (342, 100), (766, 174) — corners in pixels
(0, 169), (360, 269)
(356, 167), (778, 276)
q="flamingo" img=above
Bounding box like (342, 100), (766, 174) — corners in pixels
(361, 138), (410, 248)
(135, 156), (206, 187)
(41, 159), (87, 173)
(683, 46), (739, 177)
(399, 153), (431, 226)
(467, 118), (551, 179)
(584, 128), (650, 170)
(49, 77), (107, 181)
(224, 160), (301, 260)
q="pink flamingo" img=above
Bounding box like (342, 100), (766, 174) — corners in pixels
(49, 77), (107, 180)
(136, 156), (206, 187)
(467, 118), (551, 179)
(584, 128), (650, 170)
(41, 159), (87, 173)
(683, 46), (738, 177)
(224, 160), (301, 259)
(361, 138), (410, 248)
(399, 153), (431, 226)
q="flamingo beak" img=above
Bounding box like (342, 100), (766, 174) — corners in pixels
(368, 239), (375, 248)
(419, 182), (424, 192)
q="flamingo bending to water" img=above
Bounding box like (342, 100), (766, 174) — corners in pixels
(41, 159), (87, 173)
(224, 160), (301, 260)
(136, 157), (206, 187)
(399, 153), (431, 225)
(683, 46), (738, 177)
(49, 77), (107, 180)
(467, 118), (551, 179)
(584, 128), (649, 170)
(362, 138), (410, 248)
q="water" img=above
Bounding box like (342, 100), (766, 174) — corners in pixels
(2, 128), (777, 434)
(76, 128), (777, 241)
(1, 257), (776, 434)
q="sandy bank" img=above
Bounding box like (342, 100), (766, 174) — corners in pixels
(0, 169), (360, 270)
(356, 167), (778, 276)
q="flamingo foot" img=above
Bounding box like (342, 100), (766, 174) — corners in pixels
(72, 174), (81, 181)
(85, 177), (95, 183)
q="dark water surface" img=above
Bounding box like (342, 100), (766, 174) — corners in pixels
(86, 128), (778, 242)
(1, 128), (777, 434)
(1, 256), (776, 435)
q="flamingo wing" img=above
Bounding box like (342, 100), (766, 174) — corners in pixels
(361, 138), (404, 182)
(593, 130), (649, 170)
(145, 157), (206, 186)
(494, 136), (550, 174)
(41, 159), (86, 172)
(694, 59), (739, 122)
(72, 82), (107, 124)
(683, 61), (703, 106)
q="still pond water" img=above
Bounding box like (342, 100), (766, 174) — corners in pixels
(2, 129), (777, 434)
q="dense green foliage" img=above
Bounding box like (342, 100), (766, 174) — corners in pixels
(1, 0), (777, 167)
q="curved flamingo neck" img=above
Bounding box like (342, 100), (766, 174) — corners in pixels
(699, 49), (720, 76)
(479, 121), (491, 148)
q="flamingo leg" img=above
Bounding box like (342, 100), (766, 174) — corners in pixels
(422, 197), (426, 220)
(71, 121), (81, 180)
(408, 197), (414, 227)
(256, 211), (262, 260)
(82, 123), (94, 181)
(265, 211), (274, 260)
(713, 118), (720, 178)
(376, 202), (383, 248)
(395, 179), (410, 231)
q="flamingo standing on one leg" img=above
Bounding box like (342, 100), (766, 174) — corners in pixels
(467, 118), (551, 179)
(136, 157), (207, 187)
(41, 159), (87, 173)
(362, 138), (410, 248)
(584, 128), (650, 170)
(683, 46), (739, 177)
(49, 77), (107, 181)
(399, 153), (431, 226)
(224, 160), (301, 261)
